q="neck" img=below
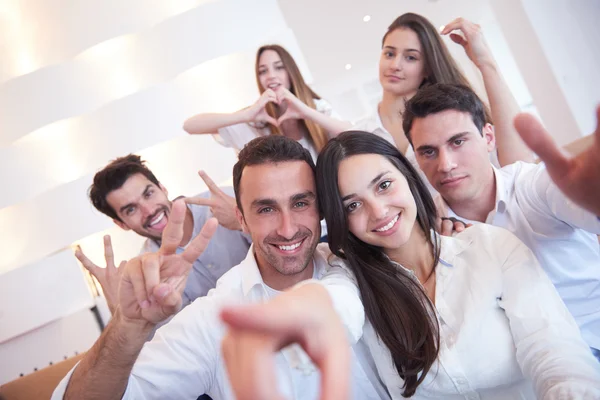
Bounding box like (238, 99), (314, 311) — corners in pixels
(256, 253), (315, 291)
(179, 206), (195, 247)
(385, 225), (434, 284)
(447, 167), (497, 223)
(378, 91), (417, 154)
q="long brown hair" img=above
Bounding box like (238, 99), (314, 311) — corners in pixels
(255, 44), (329, 152)
(383, 13), (492, 122)
(317, 131), (440, 397)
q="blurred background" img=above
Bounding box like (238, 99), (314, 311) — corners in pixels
(1, 0), (599, 384)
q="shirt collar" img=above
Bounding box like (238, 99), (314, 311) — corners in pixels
(240, 244), (325, 297)
(492, 165), (515, 214)
(436, 231), (472, 268)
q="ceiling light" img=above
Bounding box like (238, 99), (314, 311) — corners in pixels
(363, 15), (371, 22)
(345, 64), (352, 70)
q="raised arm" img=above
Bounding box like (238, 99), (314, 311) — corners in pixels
(442, 18), (534, 165)
(183, 89), (278, 135)
(498, 231), (600, 397)
(58, 201), (218, 400)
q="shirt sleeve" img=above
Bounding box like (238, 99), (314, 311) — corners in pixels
(216, 123), (263, 152)
(497, 230), (600, 398)
(518, 162), (600, 233)
(296, 252), (365, 344)
(52, 298), (224, 400)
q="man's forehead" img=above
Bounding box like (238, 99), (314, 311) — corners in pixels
(240, 161), (315, 202)
(106, 174), (156, 207)
(412, 111), (477, 143)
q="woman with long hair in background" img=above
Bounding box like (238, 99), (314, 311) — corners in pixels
(354, 13), (533, 168)
(184, 44), (350, 162)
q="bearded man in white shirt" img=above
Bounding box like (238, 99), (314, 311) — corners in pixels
(51, 135), (385, 400)
(402, 83), (600, 361)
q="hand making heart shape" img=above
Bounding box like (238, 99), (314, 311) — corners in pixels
(246, 88), (309, 127)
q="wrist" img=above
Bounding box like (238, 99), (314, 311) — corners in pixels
(477, 59), (499, 73)
(114, 307), (155, 337)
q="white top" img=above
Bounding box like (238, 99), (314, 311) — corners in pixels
(443, 161), (600, 352)
(316, 224), (600, 399)
(51, 244), (386, 400)
(215, 98), (341, 163)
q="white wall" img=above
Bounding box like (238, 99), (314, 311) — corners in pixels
(0, 0), (309, 383)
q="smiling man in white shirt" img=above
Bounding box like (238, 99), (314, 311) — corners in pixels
(403, 83), (600, 360)
(52, 136), (385, 400)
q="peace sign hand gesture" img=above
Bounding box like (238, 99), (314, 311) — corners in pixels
(75, 235), (125, 314)
(185, 170), (241, 231)
(119, 200), (218, 325)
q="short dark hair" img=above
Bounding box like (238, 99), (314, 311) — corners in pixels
(89, 154), (160, 221)
(403, 83), (487, 145)
(233, 135), (316, 212)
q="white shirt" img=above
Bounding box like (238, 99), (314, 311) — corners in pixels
(215, 98), (341, 163)
(317, 224), (600, 399)
(444, 162), (600, 352)
(51, 244), (385, 400)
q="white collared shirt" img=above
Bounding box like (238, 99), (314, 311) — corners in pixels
(317, 224), (600, 399)
(445, 161), (600, 352)
(52, 244), (385, 400)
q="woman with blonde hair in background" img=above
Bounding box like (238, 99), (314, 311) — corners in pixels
(184, 44), (350, 162)
(355, 13), (533, 168)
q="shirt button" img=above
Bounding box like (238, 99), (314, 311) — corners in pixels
(456, 378), (467, 386)
(207, 263), (214, 269)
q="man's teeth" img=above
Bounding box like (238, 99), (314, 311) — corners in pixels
(149, 212), (165, 227)
(375, 214), (399, 232)
(278, 241), (302, 251)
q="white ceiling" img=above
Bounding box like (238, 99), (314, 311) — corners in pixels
(277, 0), (494, 90)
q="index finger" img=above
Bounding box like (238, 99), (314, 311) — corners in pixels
(74, 246), (101, 275)
(181, 217), (218, 264)
(198, 170), (224, 195)
(103, 235), (115, 268)
(160, 200), (187, 256)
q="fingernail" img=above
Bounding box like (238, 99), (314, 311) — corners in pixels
(439, 25), (445, 32)
(140, 300), (150, 309)
(156, 285), (170, 299)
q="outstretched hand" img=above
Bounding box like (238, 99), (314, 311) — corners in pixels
(185, 170), (240, 231)
(119, 200), (218, 325)
(75, 235), (125, 314)
(220, 284), (350, 400)
(514, 107), (600, 216)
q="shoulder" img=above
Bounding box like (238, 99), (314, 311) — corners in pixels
(451, 224), (528, 263)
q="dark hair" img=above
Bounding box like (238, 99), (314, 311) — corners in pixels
(403, 83), (487, 145)
(317, 131), (440, 397)
(89, 154), (160, 221)
(382, 13), (492, 121)
(233, 135), (316, 212)
(255, 44), (328, 152)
